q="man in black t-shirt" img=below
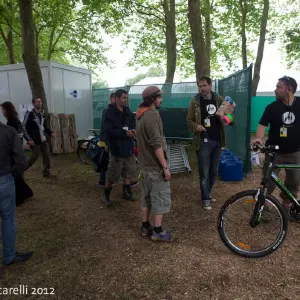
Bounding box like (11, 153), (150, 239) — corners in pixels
(251, 76), (300, 209)
(187, 76), (226, 211)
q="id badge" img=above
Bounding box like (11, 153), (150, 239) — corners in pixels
(204, 118), (211, 128)
(280, 127), (287, 138)
(123, 126), (128, 130)
(204, 137), (208, 143)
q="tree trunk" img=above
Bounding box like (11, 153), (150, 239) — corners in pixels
(7, 29), (15, 64)
(18, 0), (49, 116)
(187, 0), (210, 81)
(0, 27), (16, 64)
(252, 0), (269, 96)
(163, 0), (177, 84)
(202, 0), (211, 75)
(239, 0), (248, 69)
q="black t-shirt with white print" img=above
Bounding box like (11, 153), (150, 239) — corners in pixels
(259, 97), (300, 154)
(200, 98), (221, 142)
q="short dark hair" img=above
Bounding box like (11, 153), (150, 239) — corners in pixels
(32, 96), (41, 104)
(279, 76), (298, 93)
(115, 89), (128, 99)
(110, 92), (115, 100)
(198, 76), (212, 86)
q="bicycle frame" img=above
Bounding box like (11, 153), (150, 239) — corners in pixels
(264, 162), (300, 207)
(250, 156), (300, 228)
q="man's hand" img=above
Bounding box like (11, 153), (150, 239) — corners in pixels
(28, 140), (35, 146)
(163, 167), (171, 181)
(251, 137), (263, 147)
(196, 125), (206, 133)
(130, 129), (136, 136)
(51, 132), (55, 137)
(104, 146), (108, 152)
(126, 130), (135, 138)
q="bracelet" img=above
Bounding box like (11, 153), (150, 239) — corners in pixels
(163, 166), (168, 170)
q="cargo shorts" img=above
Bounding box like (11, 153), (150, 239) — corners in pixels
(140, 169), (172, 215)
(106, 153), (136, 184)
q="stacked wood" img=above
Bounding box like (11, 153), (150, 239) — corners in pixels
(49, 113), (77, 154)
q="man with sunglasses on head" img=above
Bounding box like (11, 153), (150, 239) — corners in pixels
(251, 76), (300, 213)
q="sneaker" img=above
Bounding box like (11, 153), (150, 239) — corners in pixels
(140, 226), (153, 237)
(211, 198), (217, 203)
(4, 251), (33, 266)
(202, 200), (212, 211)
(151, 230), (173, 242)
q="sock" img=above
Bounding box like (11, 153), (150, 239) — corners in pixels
(154, 226), (163, 234)
(142, 221), (151, 229)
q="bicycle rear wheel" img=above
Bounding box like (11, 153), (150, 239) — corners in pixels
(218, 190), (288, 258)
(77, 140), (93, 165)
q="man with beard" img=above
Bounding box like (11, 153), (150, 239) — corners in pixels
(187, 76), (225, 211)
(22, 97), (55, 178)
(136, 86), (173, 242)
(251, 76), (300, 211)
(103, 89), (136, 206)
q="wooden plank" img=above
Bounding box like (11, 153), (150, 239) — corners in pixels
(50, 113), (64, 154)
(49, 113), (77, 154)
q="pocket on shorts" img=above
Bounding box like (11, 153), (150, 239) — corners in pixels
(151, 180), (171, 207)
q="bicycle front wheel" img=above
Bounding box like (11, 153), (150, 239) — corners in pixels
(77, 140), (93, 165)
(218, 190), (288, 258)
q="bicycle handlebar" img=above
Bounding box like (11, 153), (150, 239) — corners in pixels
(251, 143), (279, 153)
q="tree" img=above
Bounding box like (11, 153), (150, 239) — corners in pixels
(32, 0), (109, 68)
(125, 66), (165, 85)
(19, 0), (48, 115)
(92, 80), (109, 89)
(0, 0), (21, 64)
(275, 0), (300, 69)
(0, 0), (116, 69)
(122, 0), (177, 83)
(187, 0), (210, 79)
(252, 0), (270, 96)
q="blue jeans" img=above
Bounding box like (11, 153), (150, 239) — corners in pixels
(0, 174), (16, 265)
(197, 139), (222, 203)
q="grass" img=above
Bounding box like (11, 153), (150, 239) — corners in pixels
(0, 150), (299, 300)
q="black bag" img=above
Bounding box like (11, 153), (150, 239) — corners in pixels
(15, 178), (34, 206)
(92, 146), (109, 173)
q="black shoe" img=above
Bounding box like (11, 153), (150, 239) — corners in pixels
(104, 187), (113, 207)
(123, 184), (135, 201)
(4, 251), (33, 266)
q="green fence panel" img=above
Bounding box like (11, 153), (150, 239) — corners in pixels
(251, 96), (274, 132)
(218, 65), (253, 174)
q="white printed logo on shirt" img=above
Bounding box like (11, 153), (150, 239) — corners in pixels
(206, 104), (216, 115)
(282, 112), (295, 125)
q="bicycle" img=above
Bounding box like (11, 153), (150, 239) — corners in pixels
(77, 129), (100, 165)
(77, 129), (140, 167)
(218, 143), (300, 258)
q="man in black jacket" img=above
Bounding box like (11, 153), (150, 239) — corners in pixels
(0, 122), (33, 266)
(103, 89), (136, 206)
(22, 97), (55, 178)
